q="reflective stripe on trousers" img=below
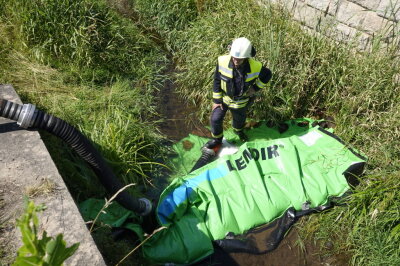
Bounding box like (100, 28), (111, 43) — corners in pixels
(210, 103), (247, 138)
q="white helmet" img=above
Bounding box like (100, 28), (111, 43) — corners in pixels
(229, 37), (253, 58)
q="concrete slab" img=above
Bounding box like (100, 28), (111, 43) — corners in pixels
(0, 84), (106, 265)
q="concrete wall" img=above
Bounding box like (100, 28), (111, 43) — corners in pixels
(0, 85), (106, 265)
(263, 0), (400, 49)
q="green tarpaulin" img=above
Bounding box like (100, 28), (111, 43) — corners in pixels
(80, 119), (366, 264)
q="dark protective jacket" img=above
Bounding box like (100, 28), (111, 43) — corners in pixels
(213, 55), (272, 109)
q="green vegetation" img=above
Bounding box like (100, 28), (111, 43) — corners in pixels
(1, 0), (399, 264)
(0, 0), (169, 263)
(132, 0), (400, 264)
(0, 0), (169, 199)
(13, 200), (79, 266)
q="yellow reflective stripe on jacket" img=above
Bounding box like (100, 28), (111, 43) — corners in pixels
(218, 64), (233, 78)
(217, 55), (263, 109)
(221, 81), (227, 93)
(256, 79), (267, 89)
(223, 96), (249, 109)
(246, 71), (260, 81)
(213, 92), (222, 99)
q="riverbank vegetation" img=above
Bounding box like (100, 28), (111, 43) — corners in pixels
(132, 0), (400, 264)
(0, 0), (399, 265)
(0, 0), (168, 198)
(0, 0), (168, 264)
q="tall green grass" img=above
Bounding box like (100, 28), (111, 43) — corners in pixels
(132, 0), (400, 264)
(3, 0), (163, 84)
(0, 0), (169, 199)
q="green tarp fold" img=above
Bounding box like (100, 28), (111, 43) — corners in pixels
(80, 119), (366, 265)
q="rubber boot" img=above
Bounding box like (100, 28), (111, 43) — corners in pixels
(205, 137), (222, 149)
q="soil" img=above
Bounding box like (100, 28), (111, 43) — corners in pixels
(197, 229), (341, 266)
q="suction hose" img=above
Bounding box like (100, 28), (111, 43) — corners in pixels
(190, 145), (220, 172)
(0, 99), (152, 216)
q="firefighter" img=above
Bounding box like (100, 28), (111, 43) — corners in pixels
(206, 37), (272, 148)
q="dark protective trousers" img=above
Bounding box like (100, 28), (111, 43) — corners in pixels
(210, 103), (247, 138)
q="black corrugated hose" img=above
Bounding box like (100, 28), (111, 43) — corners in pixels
(190, 146), (218, 172)
(0, 98), (152, 216)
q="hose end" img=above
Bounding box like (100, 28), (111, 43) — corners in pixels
(137, 198), (153, 216)
(17, 104), (37, 128)
(200, 146), (216, 157)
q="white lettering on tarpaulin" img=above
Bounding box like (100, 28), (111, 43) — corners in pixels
(226, 145), (280, 171)
(299, 130), (323, 146)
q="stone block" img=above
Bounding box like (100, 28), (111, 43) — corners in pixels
(293, 1), (326, 29)
(337, 0), (367, 28)
(335, 22), (372, 49)
(305, 0), (340, 15)
(377, 0), (400, 22)
(362, 11), (394, 34)
(348, 0), (380, 10)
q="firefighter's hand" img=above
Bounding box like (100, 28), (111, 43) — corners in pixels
(212, 103), (223, 110)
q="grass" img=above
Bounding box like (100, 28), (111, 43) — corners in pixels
(25, 179), (56, 198)
(0, 0), (171, 263)
(6, 0), (161, 84)
(1, 0), (399, 264)
(132, 0), (400, 264)
(0, 0), (170, 199)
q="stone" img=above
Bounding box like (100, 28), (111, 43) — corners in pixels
(377, 0), (400, 22)
(362, 11), (393, 34)
(337, 0), (368, 28)
(349, 0), (381, 10)
(305, 0), (340, 15)
(335, 22), (372, 50)
(293, 1), (325, 29)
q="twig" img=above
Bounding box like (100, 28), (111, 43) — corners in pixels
(89, 183), (135, 233)
(116, 226), (167, 266)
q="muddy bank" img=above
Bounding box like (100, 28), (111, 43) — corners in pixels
(156, 64), (210, 141)
(197, 229), (338, 266)
(107, 0), (210, 142)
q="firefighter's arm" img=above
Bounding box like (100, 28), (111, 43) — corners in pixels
(253, 66), (272, 91)
(212, 64), (223, 104)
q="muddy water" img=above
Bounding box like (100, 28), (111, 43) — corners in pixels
(197, 230), (334, 266)
(108, 1), (342, 265)
(156, 63), (210, 141)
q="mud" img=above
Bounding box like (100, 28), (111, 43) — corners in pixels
(197, 229), (338, 266)
(156, 62), (210, 141)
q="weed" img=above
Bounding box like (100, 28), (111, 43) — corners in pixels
(25, 179), (56, 198)
(116, 226), (166, 266)
(88, 183), (135, 232)
(0, 0), (170, 200)
(13, 200), (79, 266)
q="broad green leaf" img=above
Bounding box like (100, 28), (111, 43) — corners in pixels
(44, 235), (80, 265)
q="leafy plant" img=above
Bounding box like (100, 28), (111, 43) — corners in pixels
(13, 200), (79, 266)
